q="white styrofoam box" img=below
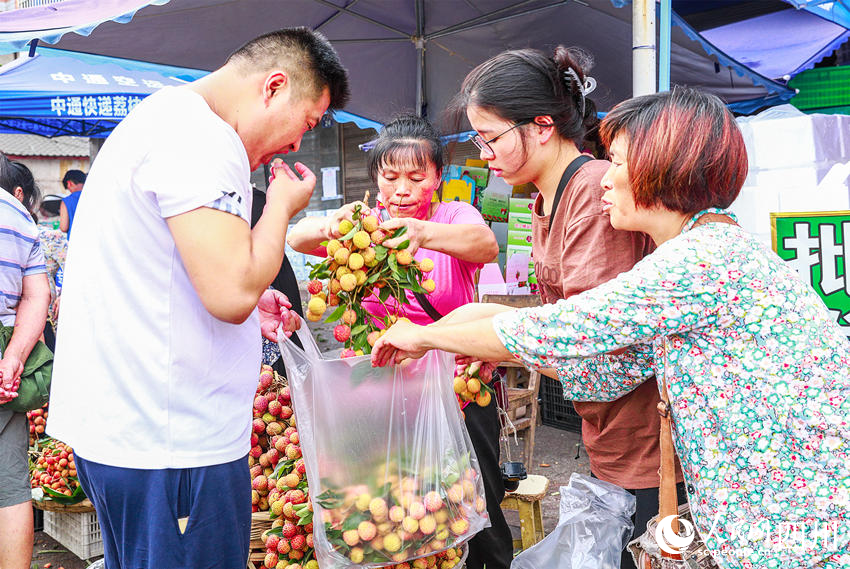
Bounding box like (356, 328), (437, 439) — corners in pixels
(741, 111), (850, 171)
(745, 163), (836, 190)
(778, 183), (850, 213)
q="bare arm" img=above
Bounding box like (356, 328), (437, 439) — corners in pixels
(286, 200), (368, 255)
(0, 273), (50, 401)
(166, 162), (314, 324)
(380, 217), (498, 264)
(371, 316), (513, 366)
(59, 202), (69, 233)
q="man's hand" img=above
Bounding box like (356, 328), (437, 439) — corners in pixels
(258, 289), (302, 342)
(370, 320), (430, 367)
(0, 354), (24, 403)
(267, 159), (316, 219)
(379, 217), (427, 255)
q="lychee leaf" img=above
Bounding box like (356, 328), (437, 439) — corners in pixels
(387, 253), (399, 273)
(397, 239), (410, 250)
(296, 512), (312, 526)
(339, 226), (358, 242)
(315, 489), (345, 509)
(389, 226), (408, 240)
(351, 324), (368, 336)
(325, 304), (346, 323)
(378, 287), (391, 303)
(374, 245), (387, 261)
(340, 510), (371, 531)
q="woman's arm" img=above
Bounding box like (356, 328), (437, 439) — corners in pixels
(286, 201), (367, 255)
(379, 219), (499, 263)
(59, 201), (69, 233)
(371, 316), (512, 366)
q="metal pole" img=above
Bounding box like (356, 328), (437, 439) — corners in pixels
(659, 0), (671, 92)
(632, 0), (656, 96)
(415, 0), (425, 117)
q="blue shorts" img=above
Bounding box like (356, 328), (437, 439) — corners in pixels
(75, 454), (251, 569)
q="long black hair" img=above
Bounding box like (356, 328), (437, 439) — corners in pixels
(450, 46), (601, 156)
(0, 154), (41, 221)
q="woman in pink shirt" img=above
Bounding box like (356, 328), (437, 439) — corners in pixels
(287, 114), (508, 569)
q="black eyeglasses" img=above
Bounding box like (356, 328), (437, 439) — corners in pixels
(471, 119), (533, 158)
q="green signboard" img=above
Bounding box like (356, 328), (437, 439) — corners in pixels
(772, 211), (850, 338)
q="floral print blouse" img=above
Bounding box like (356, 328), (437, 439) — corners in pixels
(493, 210), (850, 569)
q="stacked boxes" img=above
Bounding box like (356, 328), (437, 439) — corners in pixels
(506, 198), (536, 294)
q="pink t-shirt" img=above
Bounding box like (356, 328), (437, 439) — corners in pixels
(361, 201), (486, 326)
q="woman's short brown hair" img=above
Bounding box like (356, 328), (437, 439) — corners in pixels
(599, 87), (747, 213)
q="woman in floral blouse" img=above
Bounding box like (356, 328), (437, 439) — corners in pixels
(372, 88), (850, 568)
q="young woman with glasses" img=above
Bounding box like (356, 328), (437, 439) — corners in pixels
(449, 46), (681, 569)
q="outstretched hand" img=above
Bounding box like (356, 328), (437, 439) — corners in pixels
(370, 320), (430, 367)
(258, 289), (301, 342)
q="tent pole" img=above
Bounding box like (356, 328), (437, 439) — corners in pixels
(415, 0), (425, 117)
(659, 0), (671, 92)
(633, 0), (656, 96)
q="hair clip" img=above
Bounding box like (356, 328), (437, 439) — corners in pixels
(563, 67), (596, 115)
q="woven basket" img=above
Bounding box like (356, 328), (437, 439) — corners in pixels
(33, 497), (95, 513)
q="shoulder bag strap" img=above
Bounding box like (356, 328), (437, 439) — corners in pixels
(658, 340), (683, 560)
(378, 205), (444, 322)
(549, 154), (593, 229)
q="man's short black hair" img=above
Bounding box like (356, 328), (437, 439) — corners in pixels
(62, 169), (86, 187)
(227, 27), (350, 111)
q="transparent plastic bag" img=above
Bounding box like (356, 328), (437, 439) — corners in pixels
(511, 473), (635, 569)
(279, 326), (489, 568)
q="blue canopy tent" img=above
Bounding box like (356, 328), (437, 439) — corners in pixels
(0, 46), (382, 138)
(0, 0), (796, 127)
(0, 47), (207, 137)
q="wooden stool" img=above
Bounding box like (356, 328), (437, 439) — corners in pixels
(500, 474), (549, 551)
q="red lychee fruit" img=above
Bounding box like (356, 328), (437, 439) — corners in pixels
(340, 348), (357, 359)
(279, 406), (294, 420)
(281, 520), (298, 538)
(252, 418), (266, 434)
(265, 534), (280, 552)
(254, 395), (269, 413)
(334, 324), (351, 342)
(250, 445), (263, 459)
(307, 280), (323, 295)
(279, 386), (291, 405)
(290, 534), (307, 551)
(268, 400), (283, 417)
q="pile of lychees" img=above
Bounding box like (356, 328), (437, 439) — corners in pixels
(304, 203), (434, 357)
(315, 458), (485, 566)
(251, 365), (315, 569)
(30, 437), (86, 503)
(27, 405), (48, 447)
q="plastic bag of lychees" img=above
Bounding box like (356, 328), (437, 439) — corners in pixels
(278, 326), (489, 568)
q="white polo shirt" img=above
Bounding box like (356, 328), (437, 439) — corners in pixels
(48, 87), (260, 469)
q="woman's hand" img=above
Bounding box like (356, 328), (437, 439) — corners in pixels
(326, 201), (369, 239)
(258, 289), (302, 342)
(371, 320), (431, 367)
(379, 217), (428, 254)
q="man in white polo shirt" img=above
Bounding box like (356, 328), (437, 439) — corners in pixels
(47, 28), (349, 569)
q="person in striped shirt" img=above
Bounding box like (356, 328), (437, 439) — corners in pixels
(0, 152), (50, 569)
